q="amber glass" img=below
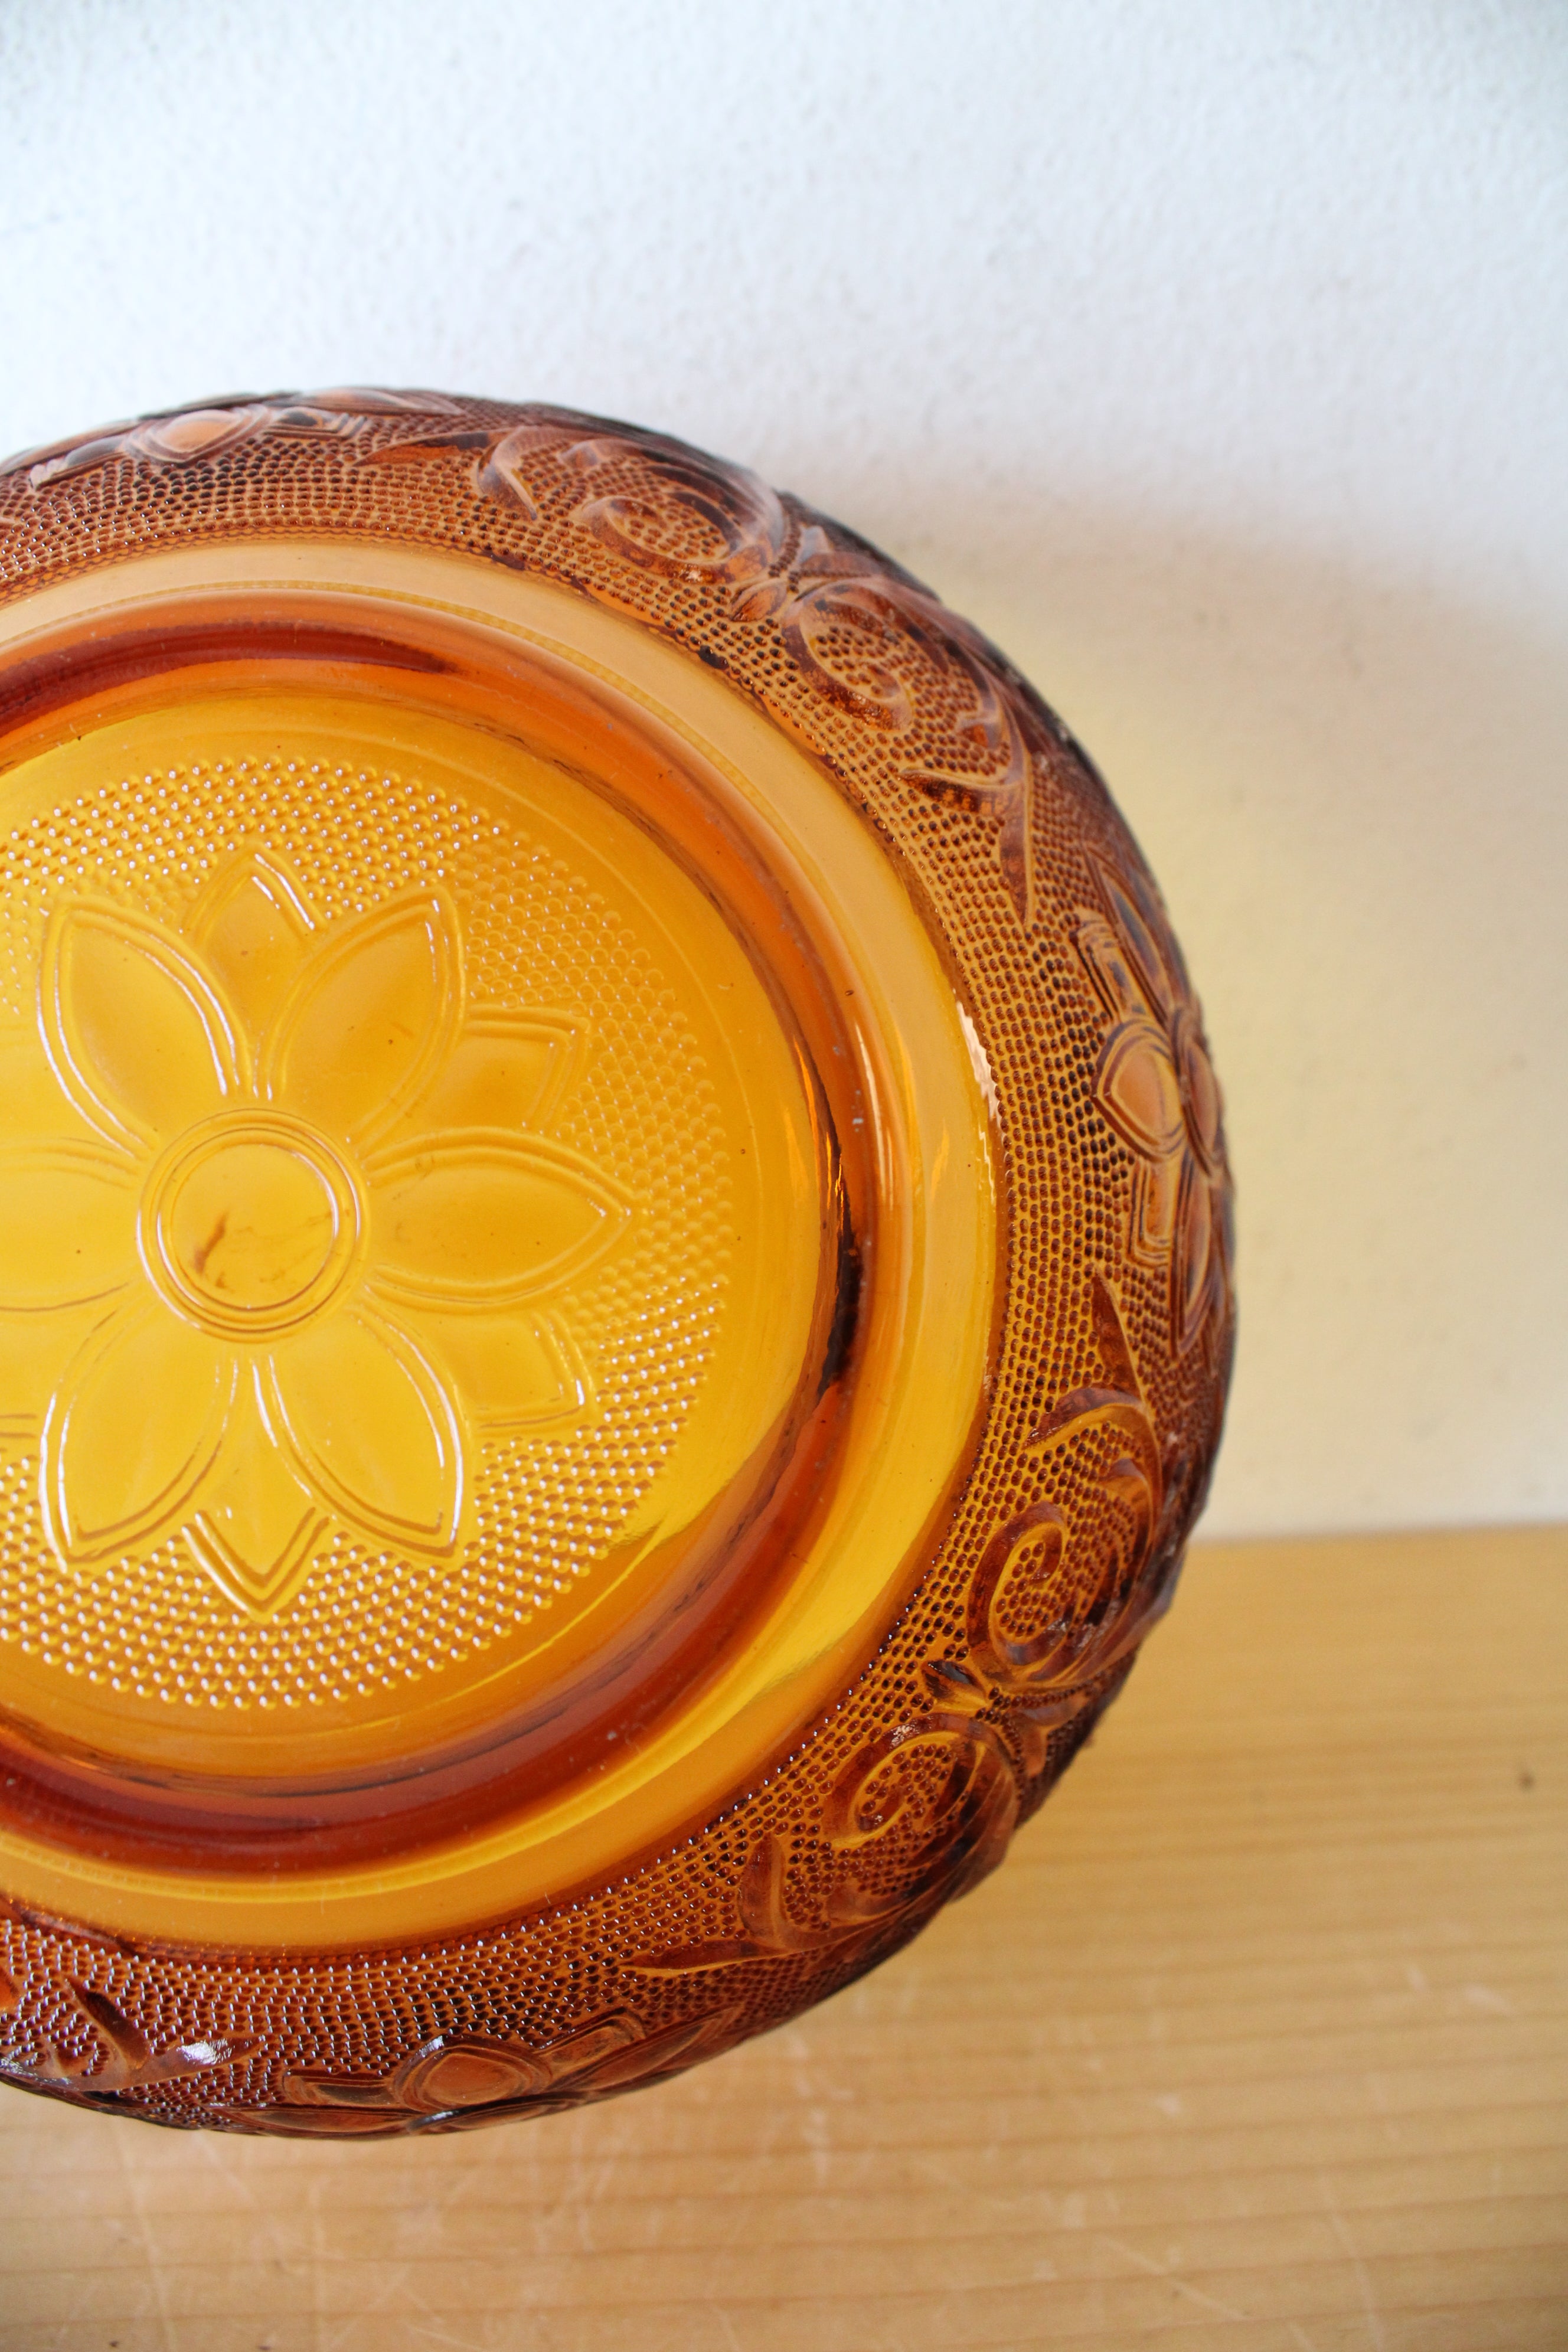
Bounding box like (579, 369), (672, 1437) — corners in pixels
(0, 394), (1232, 2135)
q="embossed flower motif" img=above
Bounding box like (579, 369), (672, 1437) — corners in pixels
(1076, 857), (1232, 1353)
(0, 850), (630, 1612)
(1, 1977), (254, 2109)
(368, 413), (1067, 927)
(0, 387), (462, 492)
(633, 1721), (1019, 1982)
(237, 2007), (741, 2137)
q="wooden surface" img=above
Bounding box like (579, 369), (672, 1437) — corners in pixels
(2, 1523), (1564, 2351)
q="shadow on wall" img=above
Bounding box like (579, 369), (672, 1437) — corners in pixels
(835, 484), (1567, 1537)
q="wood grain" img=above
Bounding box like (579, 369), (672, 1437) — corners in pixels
(2, 1523), (1564, 2350)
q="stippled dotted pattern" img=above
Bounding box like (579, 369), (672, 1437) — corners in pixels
(0, 750), (727, 1707)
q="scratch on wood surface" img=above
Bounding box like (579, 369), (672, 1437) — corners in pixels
(1319, 2170), (1386, 2351)
(1093, 2231), (1247, 2322)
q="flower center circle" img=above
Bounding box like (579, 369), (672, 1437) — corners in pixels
(142, 1113), (362, 1339)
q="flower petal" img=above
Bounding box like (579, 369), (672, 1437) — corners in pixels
(407, 1306), (592, 1430)
(128, 407), (272, 465)
(41, 1305), (233, 1567)
(1074, 912), (1146, 1025)
(1172, 1159), (1216, 1351)
(1101, 866), (1184, 1018)
(0, 1020), (100, 1137)
(0, 1310), (94, 1443)
(184, 848), (315, 1041)
(0, 1141), (136, 1311)
(40, 900), (247, 1151)
(262, 888), (462, 1148)
(570, 2009), (742, 2095)
(365, 1130), (631, 1311)
(1172, 1005), (1224, 1174)
(184, 1370), (326, 1616)
(265, 1304), (463, 1556)
(1094, 1018), (1185, 1162)
(1131, 1152), (1182, 1262)
(404, 1012), (584, 1134)
(388, 2038), (550, 2114)
(538, 2014), (642, 2088)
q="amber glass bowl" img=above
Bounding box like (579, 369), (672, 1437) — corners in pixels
(0, 393), (1232, 2135)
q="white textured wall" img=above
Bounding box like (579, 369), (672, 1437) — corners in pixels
(1, 2), (1564, 1537)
